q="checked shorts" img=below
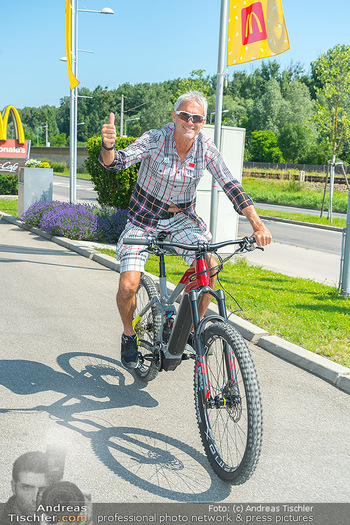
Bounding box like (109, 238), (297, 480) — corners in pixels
(116, 212), (212, 273)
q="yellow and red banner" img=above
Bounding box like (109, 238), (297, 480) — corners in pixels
(227, 0), (289, 66)
(65, 0), (80, 90)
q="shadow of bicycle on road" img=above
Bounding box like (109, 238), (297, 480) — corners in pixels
(0, 352), (231, 501)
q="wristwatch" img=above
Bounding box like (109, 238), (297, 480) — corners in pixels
(102, 140), (115, 150)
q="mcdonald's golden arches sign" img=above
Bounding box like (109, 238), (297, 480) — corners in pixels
(0, 105), (30, 175)
(227, 0), (289, 66)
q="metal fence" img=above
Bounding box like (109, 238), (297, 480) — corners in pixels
(243, 161), (350, 175)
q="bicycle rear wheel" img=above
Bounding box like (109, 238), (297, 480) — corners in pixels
(133, 274), (162, 382)
(194, 322), (263, 484)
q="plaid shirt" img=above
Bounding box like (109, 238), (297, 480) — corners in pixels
(100, 123), (254, 232)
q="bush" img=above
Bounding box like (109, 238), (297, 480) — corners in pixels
(0, 174), (17, 195)
(51, 161), (66, 173)
(85, 135), (140, 209)
(21, 201), (128, 243)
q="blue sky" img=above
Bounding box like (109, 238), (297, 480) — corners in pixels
(2, 0), (349, 109)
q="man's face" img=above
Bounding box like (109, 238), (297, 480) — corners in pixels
(12, 471), (47, 515)
(172, 100), (206, 142)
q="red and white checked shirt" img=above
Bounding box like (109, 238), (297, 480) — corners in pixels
(100, 123), (254, 232)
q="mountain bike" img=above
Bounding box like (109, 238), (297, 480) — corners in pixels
(123, 233), (263, 485)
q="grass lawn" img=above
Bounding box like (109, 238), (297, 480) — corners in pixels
(0, 198), (18, 216)
(98, 248), (350, 368)
(256, 208), (346, 228)
(53, 169), (91, 180)
(243, 176), (348, 213)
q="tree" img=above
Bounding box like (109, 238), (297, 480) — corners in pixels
(171, 70), (211, 103)
(278, 123), (315, 163)
(50, 133), (68, 147)
(251, 78), (288, 135)
(250, 130), (284, 162)
(311, 45), (350, 158)
(282, 81), (315, 127)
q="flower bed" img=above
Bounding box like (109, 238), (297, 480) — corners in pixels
(21, 201), (128, 244)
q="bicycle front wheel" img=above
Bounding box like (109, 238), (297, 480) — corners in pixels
(133, 274), (162, 382)
(194, 322), (263, 484)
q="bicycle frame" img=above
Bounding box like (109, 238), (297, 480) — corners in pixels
(133, 249), (229, 372)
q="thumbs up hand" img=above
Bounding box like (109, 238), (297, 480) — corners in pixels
(101, 112), (116, 149)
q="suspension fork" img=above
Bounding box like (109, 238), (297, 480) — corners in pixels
(190, 287), (238, 388)
(188, 289), (211, 399)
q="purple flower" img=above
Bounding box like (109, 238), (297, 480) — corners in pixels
(21, 201), (128, 243)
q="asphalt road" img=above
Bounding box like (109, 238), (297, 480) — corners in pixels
(238, 216), (342, 255)
(53, 175), (97, 203)
(1, 218), (349, 503)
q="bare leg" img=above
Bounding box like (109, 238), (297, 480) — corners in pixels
(116, 271), (142, 336)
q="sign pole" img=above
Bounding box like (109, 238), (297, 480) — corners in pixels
(120, 94), (124, 138)
(69, 0), (78, 203)
(340, 191), (350, 297)
(210, 0), (228, 242)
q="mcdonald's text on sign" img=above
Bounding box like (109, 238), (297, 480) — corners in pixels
(227, 0), (290, 66)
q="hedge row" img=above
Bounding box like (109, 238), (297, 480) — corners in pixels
(0, 174), (17, 195)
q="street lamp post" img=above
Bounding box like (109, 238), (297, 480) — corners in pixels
(210, 0), (228, 242)
(125, 117), (140, 137)
(36, 123), (48, 146)
(68, 2), (114, 203)
(210, 109), (229, 125)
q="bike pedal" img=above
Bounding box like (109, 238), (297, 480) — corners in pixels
(182, 352), (195, 360)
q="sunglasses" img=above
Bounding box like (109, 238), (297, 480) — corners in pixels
(175, 111), (205, 124)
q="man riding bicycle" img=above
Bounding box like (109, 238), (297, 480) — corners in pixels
(100, 91), (272, 369)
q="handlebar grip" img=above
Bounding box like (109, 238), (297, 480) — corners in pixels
(123, 237), (149, 246)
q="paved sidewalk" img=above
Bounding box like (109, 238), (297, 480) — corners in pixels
(1, 211), (349, 395)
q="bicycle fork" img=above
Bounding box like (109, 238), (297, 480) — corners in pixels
(189, 288), (240, 408)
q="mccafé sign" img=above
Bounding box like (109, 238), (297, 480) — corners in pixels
(0, 105), (30, 175)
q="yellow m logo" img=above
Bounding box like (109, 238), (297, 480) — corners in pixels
(0, 105), (25, 144)
(241, 2), (267, 45)
(245, 12), (264, 39)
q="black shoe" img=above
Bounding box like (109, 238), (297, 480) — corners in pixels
(121, 333), (139, 369)
(187, 332), (194, 347)
(184, 332), (195, 354)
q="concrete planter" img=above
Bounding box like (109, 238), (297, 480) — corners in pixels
(18, 167), (53, 216)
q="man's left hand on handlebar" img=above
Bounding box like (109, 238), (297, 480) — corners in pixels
(252, 225), (272, 247)
(241, 204), (272, 247)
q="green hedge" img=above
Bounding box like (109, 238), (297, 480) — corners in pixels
(0, 174), (18, 195)
(85, 136), (139, 209)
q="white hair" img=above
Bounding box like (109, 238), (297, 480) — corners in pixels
(174, 91), (208, 117)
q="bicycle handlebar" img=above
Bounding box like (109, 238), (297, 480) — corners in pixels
(123, 236), (259, 253)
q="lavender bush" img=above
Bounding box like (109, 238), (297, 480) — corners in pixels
(21, 201), (128, 243)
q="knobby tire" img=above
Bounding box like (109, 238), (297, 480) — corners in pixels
(194, 322), (263, 484)
(133, 274), (162, 382)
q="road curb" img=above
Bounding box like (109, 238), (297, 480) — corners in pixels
(1, 211), (349, 395)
